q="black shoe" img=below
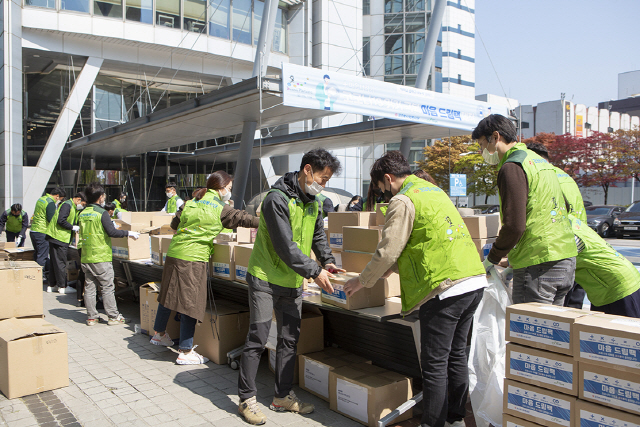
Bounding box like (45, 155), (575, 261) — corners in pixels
(77, 300), (85, 307)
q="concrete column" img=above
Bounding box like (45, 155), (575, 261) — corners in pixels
(0, 0), (23, 212)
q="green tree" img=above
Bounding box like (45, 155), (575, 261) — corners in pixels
(416, 135), (499, 203)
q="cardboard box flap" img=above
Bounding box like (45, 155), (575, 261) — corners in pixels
(3, 248), (34, 254)
(0, 318), (65, 342)
(575, 312), (640, 332)
(0, 261), (41, 270)
(141, 282), (161, 293)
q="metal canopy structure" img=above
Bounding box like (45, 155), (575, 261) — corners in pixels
(65, 76), (338, 158)
(168, 118), (471, 165)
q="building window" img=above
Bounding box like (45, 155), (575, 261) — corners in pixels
(272, 7), (287, 53)
(184, 0), (207, 32)
(405, 13), (424, 32)
(363, 37), (370, 75)
(405, 54), (421, 74)
(94, 0), (123, 18)
(384, 0), (402, 14)
(457, 24), (461, 31)
(363, 0), (370, 15)
(385, 34), (403, 55)
(405, 0), (424, 12)
(62, 0), (90, 13)
(458, 74), (461, 84)
(457, 49), (461, 59)
(385, 55), (403, 75)
(253, 0), (264, 45)
(209, 0), (231, 39)
(126, 0), (153, 23)
(156, 0), (180, 28)
(25, 0), (55, 9)
(232, 0), (252, 44)
(406, 32), (424, 53)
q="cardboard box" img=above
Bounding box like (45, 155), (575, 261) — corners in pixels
(210, 243), (237, 281)
(472, 237), (496, 261)
(66, 260), (79, 281)
(327, 212), (376, 251)
(147, 224), (175, 236)
(340, 251), (401, 298)
(111, 233), (151, 260)
(193, 300), (250, 365)
(215, 233), (236, 243)
(503, 414), (545, 427)
(507, 303), (592, 355)
(299, 348), (369, 401)
(503, 379), (576, 427)
(0, 317), (68, 399)
(151, 214), (173, 227)
(574, 314), (640, 373)
(0, 242), (16, 250)
(138, 283), (180, 339)
(113, 219), (149, 233)
(576, 399), (640, 427)
(579, 362), (640, 416)
(4, 248), (35, 261)
(342, 227), (381, 254)
(234, 244), (253, 283)
(0, 261), (43, 320)
(119, 211), (156, 226)
(150, 235), (173, 266)
(462, 214), (502, 239)
(506, 343), (578, 395)
(236, 227), (256, 244)
(322, 273), (386, 310)
(375, 204), (389, 226)
(329, 362), (412, 427)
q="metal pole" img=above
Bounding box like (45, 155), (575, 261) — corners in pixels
(400, 0), (446, 159)
(632, 176), (635, 204)
(252, 0), (279, 78)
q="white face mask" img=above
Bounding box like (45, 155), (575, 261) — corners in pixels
(221, 189), (232, 202)
(304, 170), (324, 196)
(166, 192), (173, 198)
(76, 203), (84, 210)
(482, 138), (500, 165)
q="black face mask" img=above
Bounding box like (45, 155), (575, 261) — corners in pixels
(382, 180), (393, 203)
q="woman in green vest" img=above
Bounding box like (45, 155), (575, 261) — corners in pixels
(162, 184), (184, 213)
(0, 204), (28, 247)
(45, 192), (86, 294)
(150, 171), (259, 365)
(112, 192), (128, 219)
(344, 151), (486, 427)
(569, 215), (640, 317)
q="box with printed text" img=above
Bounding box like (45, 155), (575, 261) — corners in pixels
(503, 379), (576, 427)
(576, 399), (640, 427)
(579, 361), (640, 416)
(327, 212), (376, 251)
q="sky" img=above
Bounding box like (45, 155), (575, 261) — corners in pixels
(474, 0), (640, 108)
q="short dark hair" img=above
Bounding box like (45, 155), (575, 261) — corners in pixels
(103, 202), (116, 212)
(471, 114), (517, 143)
(119, 192), (127, 199)
(165, 183), (177, 191)
(73, 192), (86, 202)
(84, 182), (105, 204)
(370, 151), (411, 184)
(50, 187), (66, 198)
(10, 203), (22, 212)
(299, 149), (342, 175)
(526, 142), (549, 160)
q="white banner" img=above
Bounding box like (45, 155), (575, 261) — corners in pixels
(282, 63), (509, 131)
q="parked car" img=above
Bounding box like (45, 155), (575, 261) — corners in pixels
(471, 204), (500, 214)
(586, 205), (624, 237)
(613, 201), (640, 238)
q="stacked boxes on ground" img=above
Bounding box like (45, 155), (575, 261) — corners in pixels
(504, 302), (640, 427)
(461, 214), (501, 260)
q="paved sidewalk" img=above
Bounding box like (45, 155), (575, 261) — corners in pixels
(0, 289), (409, 427)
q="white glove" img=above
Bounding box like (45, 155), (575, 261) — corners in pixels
(128, 231), (140, 240)
(72, 225), (80, 232)
(483, 257), (496, 274)
(15, 236), (22, 246)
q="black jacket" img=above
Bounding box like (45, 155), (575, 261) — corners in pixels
(0, 210), (29, 237)
(261, 172), (335, 280)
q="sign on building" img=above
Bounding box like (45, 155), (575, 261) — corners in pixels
(450, 174), (467, 197)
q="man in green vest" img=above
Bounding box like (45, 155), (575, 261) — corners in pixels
(30, 187), (66, 276)
(344, 151), (486, 427)
(162, 184), (183, 213)
(0, 204), (29, 247)
(526, 142), (588, 309)
(569, 214), (640, 317)
(112, 192), (128, 219)
(237, 148), (343, 425)
(472, 114), (577, 305)
(78, 183), (139, 326)
(45, 192), (86, 294)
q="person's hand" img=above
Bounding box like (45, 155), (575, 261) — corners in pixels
(483, 257), (495, 274)
(72, 225), (80, 232)
(15, 236), (22, 246)
(344, 277), (363, 297)
(314, 269), (335, 294)
(498, 257), (510, 268)
(128, 231), (140, 240)
(324, 263), (345, 274)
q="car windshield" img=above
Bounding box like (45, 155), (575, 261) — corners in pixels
(626, 203), (640, 213)
(586, 207), (611, 215)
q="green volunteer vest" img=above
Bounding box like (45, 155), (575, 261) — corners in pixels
(396, 175), (485, 312)
(31, 194), (54, 233)
(78, 205), (112, 263)
(112, 199), (128, 218)
(498, 144), (577, 269)
(5, 210), (25, 233)
(316, 194), (328, 218)
(45, 200), (77, 244)
(166, 190), (224, 263)
(248, 189), (318, 288)
(570, 215), (640, 306)
(554, 166), (587, 222)
(166, 195), (182, 213)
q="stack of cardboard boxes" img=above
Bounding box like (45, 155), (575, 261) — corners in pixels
(461, 214), (501, 261)
(0, 261), (69, 398)
(503, 303), (640, 427)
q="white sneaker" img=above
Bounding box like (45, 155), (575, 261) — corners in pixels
(58, 287), (76, 294)
(46, 286), (59, 293)
(445, 421), (466, 427)
(150, 332), (174, 347)
(176, 346), (209, 365)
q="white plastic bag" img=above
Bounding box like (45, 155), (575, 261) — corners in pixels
(468, 269), (512, 427)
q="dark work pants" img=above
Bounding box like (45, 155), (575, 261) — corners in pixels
(563, 283), (586, 309)
(48, 242), (68, 289)
(30, 231), (50, 273)
(77, 249), (85, 302)
(238, 272), (303, 401)
(420, 288), (484, 427)
(592, 288), (640, 318)
(6, 231), (25, 247)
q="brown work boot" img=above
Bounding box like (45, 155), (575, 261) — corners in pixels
(269, 390), (314, 414)
(238, 396), (267, 425)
